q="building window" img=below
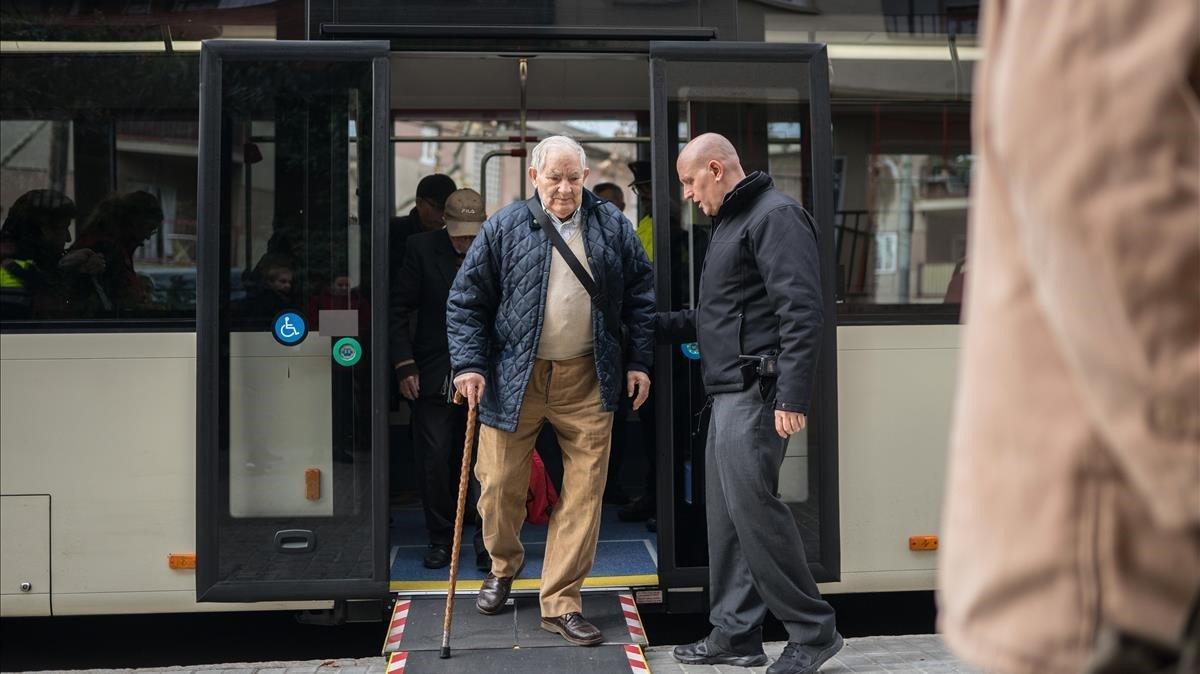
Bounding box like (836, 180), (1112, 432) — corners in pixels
(419, 126), (438, 166)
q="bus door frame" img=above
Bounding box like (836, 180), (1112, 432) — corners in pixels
(195, 39), (392, 602)
(648, 41), (841, 590)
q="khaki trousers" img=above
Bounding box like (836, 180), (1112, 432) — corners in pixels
(475, 355), (614, 618)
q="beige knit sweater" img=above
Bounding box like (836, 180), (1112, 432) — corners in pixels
(536, 228), (594, 360)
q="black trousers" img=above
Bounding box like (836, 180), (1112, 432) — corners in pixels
(705, 384), (836, 652)
(411, 397), (485, 554)
(607, 389), (657, 498)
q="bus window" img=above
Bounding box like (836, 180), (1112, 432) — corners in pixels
(832, 106), (972, 317)
(0, 53), (200, 327)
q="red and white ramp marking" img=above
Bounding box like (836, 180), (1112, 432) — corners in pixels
(386, 651), (407, 673)
(382, 598), (411, 653)
(619, 593), (648, 645)
(624, 644), (650, 674)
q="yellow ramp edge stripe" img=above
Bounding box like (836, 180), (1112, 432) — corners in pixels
(390, 574), (659, 592)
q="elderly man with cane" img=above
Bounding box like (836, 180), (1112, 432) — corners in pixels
(659, 133), (842, 674)
(446, 135), (655, 646)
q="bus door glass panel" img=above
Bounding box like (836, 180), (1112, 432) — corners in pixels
(649, 43), (839, 584)
(197, 41), (390, 601)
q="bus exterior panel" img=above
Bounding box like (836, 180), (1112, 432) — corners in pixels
(0, 332), (330, 616)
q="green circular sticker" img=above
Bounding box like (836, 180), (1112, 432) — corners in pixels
(332, 337), (362, 367)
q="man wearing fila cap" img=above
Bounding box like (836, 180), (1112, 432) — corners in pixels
(390, 188), (489, 572)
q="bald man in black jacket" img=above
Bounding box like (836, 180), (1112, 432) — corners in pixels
(659, 134), (841, 674)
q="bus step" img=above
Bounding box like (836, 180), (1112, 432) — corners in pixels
(386, 643), (650, 673)
(383, 592), (648, 656)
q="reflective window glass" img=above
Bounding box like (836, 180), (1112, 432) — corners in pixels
(213, 55), (377, 584)
(659, 56), (828, 571)
(1, 53), (200, 325)
(764, 2), (979, 319)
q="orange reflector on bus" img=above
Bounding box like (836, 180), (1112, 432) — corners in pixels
(305, 467), (321, 501)
(168, 553), (196, 569)
(909, 535), (938, 551)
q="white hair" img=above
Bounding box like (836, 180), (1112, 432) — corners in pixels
(530, 135), (587, 173)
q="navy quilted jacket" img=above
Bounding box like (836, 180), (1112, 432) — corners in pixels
(446, 190), (655, 432)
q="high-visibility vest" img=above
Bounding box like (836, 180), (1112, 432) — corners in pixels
(0, 259), (35, 315)
(0, 259), (34, 289)
(636, 214), (654, 262)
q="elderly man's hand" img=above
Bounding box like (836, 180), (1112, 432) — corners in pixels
(454, 373), (486, 410)
(775, 410), (806, 439)
(626, 371), (651, 411)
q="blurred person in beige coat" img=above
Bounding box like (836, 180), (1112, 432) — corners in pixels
(940, 1), (1200, 673)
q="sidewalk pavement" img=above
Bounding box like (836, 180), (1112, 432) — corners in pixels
(9, 635), (976, 673)
(645, 634), (979, 673)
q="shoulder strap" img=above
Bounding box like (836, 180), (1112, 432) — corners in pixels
(526, 198), (623, 340)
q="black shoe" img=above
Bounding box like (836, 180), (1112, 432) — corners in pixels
(422, 544), (450, 569)
(672, 638), (768, 667)
(618, 496), (654, 522)
(603, 484), (631, 505)
(475, 549), (492, 572)
(766, 633), (844, 674)
(645, 517), (657, 533)
(540, 612), (604, 646)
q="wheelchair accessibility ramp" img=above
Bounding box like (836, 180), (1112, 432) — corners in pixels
(383, 592), (650, 673)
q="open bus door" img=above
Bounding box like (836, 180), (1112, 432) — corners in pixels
(649, 42), (841, 602)
(195, 40), (392, 601)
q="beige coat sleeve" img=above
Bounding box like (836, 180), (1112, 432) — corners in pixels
(987, 1), (1200, 529)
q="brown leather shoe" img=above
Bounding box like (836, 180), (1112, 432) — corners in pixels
(475, 562), (524, 615)
(540, 612), (604, 646)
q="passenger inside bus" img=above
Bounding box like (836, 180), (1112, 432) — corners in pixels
(389, 173), (456, 270)
(0, 189), (105, 319)
(238, 254), (298, 322)
(592, 182), (625, 212)
(306, 273), (370, 337)
(599, 163), (657, 524)
(69, 190), (164, 316)
(389, 187), (489, 573)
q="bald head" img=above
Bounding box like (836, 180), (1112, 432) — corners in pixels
(676, 133), (747, 216)
(678, 133), (742, 172)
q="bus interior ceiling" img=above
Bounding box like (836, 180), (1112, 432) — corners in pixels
(389, 53), (650, 116)
(384, 51), (657, 594)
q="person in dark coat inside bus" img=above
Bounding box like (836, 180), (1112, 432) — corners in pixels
(0, 189), (105, 319)
(658, 133), (842, 674)
(390, 188), (489, 572)
(390, 173), (457, 271)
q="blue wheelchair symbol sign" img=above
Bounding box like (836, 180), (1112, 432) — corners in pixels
(272, 312), (307, 346)
(680, 342), (701, 361)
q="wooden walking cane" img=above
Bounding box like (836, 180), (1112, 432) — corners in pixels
(440, 391), (477, 659)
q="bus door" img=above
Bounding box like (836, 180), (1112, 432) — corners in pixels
(648, 43), (841, 599)
(195, 40), (392, 601)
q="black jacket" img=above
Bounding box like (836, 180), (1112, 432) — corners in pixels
(389, 228), (462, 399)
(389, 208), (423, 273)
(658, 172), (823, 413)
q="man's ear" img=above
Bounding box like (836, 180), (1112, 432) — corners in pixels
(709, 160), (724, 181)
(527, 166), (538, 183)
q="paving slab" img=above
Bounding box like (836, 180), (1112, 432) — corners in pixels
(644, 635), (980, 674)
(5, 635), (976, 673)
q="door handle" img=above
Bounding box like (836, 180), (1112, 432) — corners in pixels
(274, 529), (317, 554)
